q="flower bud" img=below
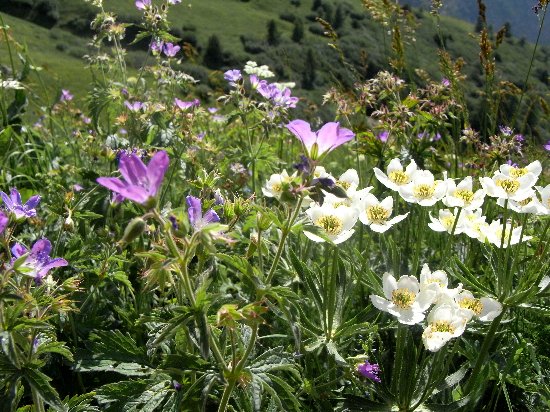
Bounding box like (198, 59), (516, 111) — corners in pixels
(120, 217), (146, 244)
(64, 216), (75, 232)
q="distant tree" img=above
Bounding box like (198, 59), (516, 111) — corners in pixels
(290, 0), (301, 6)
(203, 35), (224, 69)
(266, 20), (281, 46)
(312, 0), (322, 11)
(333, 4), (345, 29)
(292, 18), (304, 43)
(503, 22), (512, 38)
(302, 48), (316, 90)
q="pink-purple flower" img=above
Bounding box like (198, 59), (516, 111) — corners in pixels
(60, 89), (73, 102)
(286, 120), (355, 160)
(135, 0), (151, 10)
(124, 101), (144, 112)
(163, 42), (180, 57)
(174, 98), (200, 110)
(97, 151), (169, 206)
(186, 195), (220, 231)
(357, 360), (381, 383)
(224, 69), (242, 86)
(543, 140), (550, 151)
(1, 188), (41, 219)
(11, 238), (68, 284)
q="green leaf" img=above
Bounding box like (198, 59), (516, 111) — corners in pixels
(24, 368), (67, 412)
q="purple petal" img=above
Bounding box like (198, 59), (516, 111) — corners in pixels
(286, 120), (317, 151)
(0, 212), (8, 234)
(37, 258), (68, 277)
(332, 125), (355, 148)
(315, 122), (340, 154)
(203, 209), (220, 225)
(24, 195), (41, 209)
(186, 196), (202, 227)
(1, 191), (14, 209)
(31, 239), (52, 256)
(97, 177), (150, 204)
(11, 243), (28, 258)
(10, 188), (22, 207)
(119, 154), (148, 187)
(146, 151), (169, 196)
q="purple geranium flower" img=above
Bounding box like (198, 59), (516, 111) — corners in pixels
(357, 360), (381, 383)
(151, 40), (164, 53)
(378, 131), (389, 143)
(135, 0), (151, 10)
(11, 238), (68, 284)
(124, 101), (144, 112)
(0, 211), (8, 234)
(1, 188), (41, 219)
(174, 98), (200, 110)
(163, 42), (180, 57)
(186, 195), (220, 231)
(544, 140), (550, 151)
(60, 89), (73, 102)
(224, 69), (242, 86)
(441, 78), (450, 87)
(97, 151), (169, 205)
(286, 119), (355, 160)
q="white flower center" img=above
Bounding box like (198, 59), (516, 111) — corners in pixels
(413, 183), (436, 200)
(509, 167), (527, 178)
(391, 288), (416, 309)
(430, 321), (455, 334)
(388, 170), (409, 185)
(366, 205), (390, 224)
(458, 297), (483, 315)
(316, 215), (343, 235)
(496, 178), (519, 194)
(454, 189), (474, 204)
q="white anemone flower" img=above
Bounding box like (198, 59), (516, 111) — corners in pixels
(358, 194), (408, 233)
(428, 209), (466, 234)
(312, 166), (335, 181)
(336, 169), (360, 195)
(462, 209), (489, 241)
(443, 176), (485, 210)
(373, 158), (418, 192)
(262, 170), (295, 199)
(422, 303), (468, 352)
(455, 290), (502, 322)
(419, 264), (462, 304)
(536, 185), (550, 215)
(485, 220), (532, 248)
(399, 170), (448, 206)
(304, 204), (358, 244)
(499, 160), (542, 181)
(480, 172), (537, 202)
(370, 272), (436, 325)
(496, 194), (546, 214)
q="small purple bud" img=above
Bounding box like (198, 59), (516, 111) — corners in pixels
(357, 360), (381, 383)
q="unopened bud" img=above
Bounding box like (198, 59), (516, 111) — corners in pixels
(64, 216), (75, 231)
(120, 217), (146, 244)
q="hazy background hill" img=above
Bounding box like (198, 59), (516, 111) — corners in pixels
(400, 0), (550, 44)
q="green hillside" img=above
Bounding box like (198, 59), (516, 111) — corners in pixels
(1, 0), (549, 137)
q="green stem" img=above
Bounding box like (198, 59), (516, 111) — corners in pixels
(31, 386), (46, 412)
(265, 198), (304, 285)
(391, 323), (407, 396)
(217, 324), (259, 412)
(463, 309), (506, 396)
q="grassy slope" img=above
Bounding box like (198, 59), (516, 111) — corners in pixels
(1, 0), (548, 131)
(0, 13), (91, 103)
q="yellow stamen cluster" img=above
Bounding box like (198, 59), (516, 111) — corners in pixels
(425, 278), (444, 287)
(271, 183), (282, 193)
(337, 180), (351, 190)
(333, 200), (351, 208)
(366, 205), (390, 224)
(496, 179), (520, 194)
(509, 167), (528, 178)
(441, 216), (455, 230)
(316, 215), (343, 235)
(391, 288), (416, 309)
(413, 184), (436, 200)
(458, 298), (483, 315)
(454, 189), (474, 204)
(388, 170), (409, 185)
(430, 321), (456, 334)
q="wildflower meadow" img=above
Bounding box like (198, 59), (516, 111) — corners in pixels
(0, 0), (550, 411)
